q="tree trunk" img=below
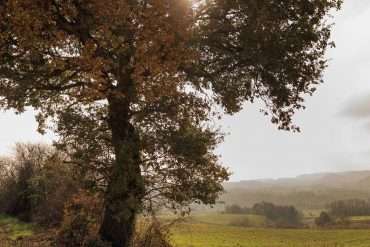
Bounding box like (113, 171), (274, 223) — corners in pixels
(99, 97), (144, 247)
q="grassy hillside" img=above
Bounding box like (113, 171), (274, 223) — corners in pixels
(226, 171), (370, 190)
(221, 171), (370, 210)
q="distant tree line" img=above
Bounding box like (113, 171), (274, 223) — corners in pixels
(314, 199), (370, 228)
(222, 189), (370, 211)
(252, 202), (302, 227)
(224, 204), (252, 214)
(328, 199), (370, 218)
(225, 202), (302, 228)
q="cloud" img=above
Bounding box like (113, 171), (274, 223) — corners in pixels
(345, 2), (370, 17)
(341, 94), (370, 119)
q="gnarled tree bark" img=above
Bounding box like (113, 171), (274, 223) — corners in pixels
(99, 96), (144, 247)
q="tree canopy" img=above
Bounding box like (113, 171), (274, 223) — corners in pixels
(0, 0), (342, 246)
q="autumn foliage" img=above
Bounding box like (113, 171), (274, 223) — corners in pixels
(0, 0), (342, 246)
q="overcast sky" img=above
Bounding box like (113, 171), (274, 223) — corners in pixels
(1, 1), (370, 181)
(218, 1), (370, 181)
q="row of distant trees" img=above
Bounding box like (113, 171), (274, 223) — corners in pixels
(315, 199), (370, 229)
(328, 199), (370, 218)
(315, 199), (370, 227)
(226, 199), (370, 219)
(225, 199), (370, 229)
(225, 202), (302, 228)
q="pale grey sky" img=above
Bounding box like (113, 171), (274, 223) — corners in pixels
(217, 1), (370, 181)
(0, 1), (370, 181)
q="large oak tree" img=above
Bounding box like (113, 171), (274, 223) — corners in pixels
(0, 0), (341, 246)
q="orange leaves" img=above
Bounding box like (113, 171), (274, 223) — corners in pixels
(6, 0), (52, 49)
(87, 0), (130, 25)
(133, 0), (196, 102)
(1, 0), (199, 106)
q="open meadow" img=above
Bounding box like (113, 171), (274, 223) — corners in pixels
(1, 212), (370, 247)
(170, 213), (370, 247)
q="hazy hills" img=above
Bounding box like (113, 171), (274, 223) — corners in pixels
(225, 170), (370, 190)
(221, 170), (370, 210)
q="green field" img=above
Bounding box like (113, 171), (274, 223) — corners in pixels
(350, 216), (370, 222)
(0, 214), (35, 240)
(187, 213), (266, 227)
(172, 223), (370, 247)
(170, 214), (370, 247)
(2, 212), (370, 247)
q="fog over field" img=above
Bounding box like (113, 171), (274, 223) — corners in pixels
(0, 1), (370, 182)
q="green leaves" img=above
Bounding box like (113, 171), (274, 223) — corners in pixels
(194, 0), (342, 130)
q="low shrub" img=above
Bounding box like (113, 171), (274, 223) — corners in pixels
(132, 217), (174, 247)
(315, 212), (333, 227)
(0, 143), (80, 226)
(56, 190), (105, 247)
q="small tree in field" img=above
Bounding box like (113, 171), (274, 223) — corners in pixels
(0, 0), (341, 246)
(315, 211), (333, 227)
